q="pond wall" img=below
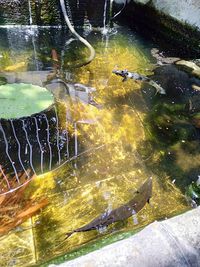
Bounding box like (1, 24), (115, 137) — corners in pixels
(133, 0), (200, 30)
(121, 0), (200, 57)
(0, 0), (110, 27)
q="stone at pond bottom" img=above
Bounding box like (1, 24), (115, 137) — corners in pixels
(176, 60), (200, 78)
(0, 83), (54, 119)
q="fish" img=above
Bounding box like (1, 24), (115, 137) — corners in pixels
(65, 177), (152, 239)
(112, 69), (166, 95)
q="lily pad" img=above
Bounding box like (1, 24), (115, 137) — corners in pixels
(0, 83), (54, 119)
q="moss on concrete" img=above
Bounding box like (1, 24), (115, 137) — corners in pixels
(120, 2), (200, 57)
(0, 0), (30, 25)
(0, 0), (109, 26)
(0, 0), (62, 25)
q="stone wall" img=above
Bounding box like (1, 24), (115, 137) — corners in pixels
(0, 0), (30, 25)
(121, 0), (200, 57)
(133, 0), (200, 30)
(0, 0), (110, 27)
(0, 0), (62, 25)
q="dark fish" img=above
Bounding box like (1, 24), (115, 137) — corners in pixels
(65, 177), (152, 239)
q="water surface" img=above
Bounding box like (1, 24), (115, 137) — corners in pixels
(0, 25), (197, 266)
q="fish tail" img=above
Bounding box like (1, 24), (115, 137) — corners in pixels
(149, 80), (166, 95)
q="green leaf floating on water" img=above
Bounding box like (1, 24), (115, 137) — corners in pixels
(0, 83), (54, 119)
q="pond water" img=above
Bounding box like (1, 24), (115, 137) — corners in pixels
(0, 24), (199, 266)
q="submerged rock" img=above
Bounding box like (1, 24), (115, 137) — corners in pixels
(142, 64), (200, 147)
(143, 64), (200, 101)
(176, 60), (200, 79)
(151, 48), (180, 66)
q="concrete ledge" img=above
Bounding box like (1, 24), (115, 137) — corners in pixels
(134, 0), (200, 30)
(54, 207), (200, 267)
(121, 1), (200, 57)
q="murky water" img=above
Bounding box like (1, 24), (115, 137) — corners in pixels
(0, 25), (198, 266)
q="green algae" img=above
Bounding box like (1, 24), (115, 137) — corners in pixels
(36, 227), (144, 267)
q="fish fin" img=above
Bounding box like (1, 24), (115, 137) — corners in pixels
(147, 198), (154, 207)
(122, 77), (127, 82)
(65, 231), (74, 240)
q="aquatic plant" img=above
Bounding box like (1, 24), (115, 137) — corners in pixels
(0, 170), (48, 236)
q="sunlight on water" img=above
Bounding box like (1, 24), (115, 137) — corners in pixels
(0, 26), (190, 266)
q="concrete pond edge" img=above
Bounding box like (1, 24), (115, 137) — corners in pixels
(48, 206), (200, 267)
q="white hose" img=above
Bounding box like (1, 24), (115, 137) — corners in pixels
(111, 0), (127, 20)
(60, 0), (95, 67)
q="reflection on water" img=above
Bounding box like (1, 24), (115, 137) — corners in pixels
(0, 25), (196, 266)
